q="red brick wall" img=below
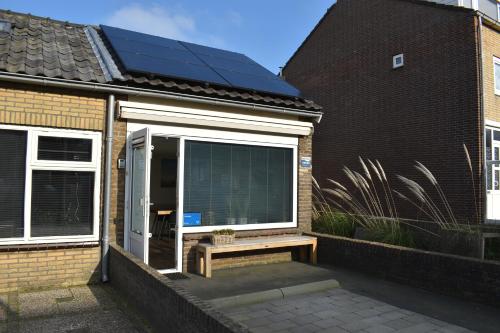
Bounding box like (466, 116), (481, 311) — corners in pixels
(284, 0), (482, 223)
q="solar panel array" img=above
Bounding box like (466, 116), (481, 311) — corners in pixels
(100, 25), (301, 97)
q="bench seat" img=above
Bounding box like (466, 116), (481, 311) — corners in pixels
(196, 235), (317, 278)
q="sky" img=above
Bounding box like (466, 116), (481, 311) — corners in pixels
(2, 1), (334, 74)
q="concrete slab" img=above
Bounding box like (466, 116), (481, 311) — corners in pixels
(173, 261), (337, 300)
(2, 285), (151, 333)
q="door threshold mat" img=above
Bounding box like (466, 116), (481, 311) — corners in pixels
(165, 272), (190, 280)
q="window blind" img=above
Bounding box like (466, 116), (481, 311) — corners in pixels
(184, 141), (293, 226)
(0, 129), (27, 238)
(31, 170), (94, 237)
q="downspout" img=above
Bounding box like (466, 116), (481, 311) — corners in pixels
(478, 15), (486, 225)
(101, 94), (115, 282)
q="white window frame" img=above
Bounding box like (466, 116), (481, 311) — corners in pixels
(0, 124), (101, 245)
(494, 56), (500, 96)
(180, 136), (298, 233)
(125, 122), (298, 238)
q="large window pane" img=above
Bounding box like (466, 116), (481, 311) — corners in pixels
(38, 136), (92, 162)
(0, 129), (26, 238)
(184, 141), (293, 226)
(31, 171), (94, 237)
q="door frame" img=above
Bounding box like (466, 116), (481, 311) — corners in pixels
(124, 132), (183, 273)
(485, 122), (500, 223)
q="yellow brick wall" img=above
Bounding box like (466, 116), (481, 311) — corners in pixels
(0, 82), (107, 291)
(0, 246), (101, 293)
(0, 82), (106, 130)
(482, 25), (500, 122)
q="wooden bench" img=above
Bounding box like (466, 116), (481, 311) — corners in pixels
(196, 235), (317, 278)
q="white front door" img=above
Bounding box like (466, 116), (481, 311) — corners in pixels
(486, 127), (500, 221)
(128, 128), (152, 263)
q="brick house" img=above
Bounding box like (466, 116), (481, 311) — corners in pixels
(283, 0), (500, 226)
(0, 10), (321, 291)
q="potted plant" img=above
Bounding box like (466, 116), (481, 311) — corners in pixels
(211, 229), (235, 245)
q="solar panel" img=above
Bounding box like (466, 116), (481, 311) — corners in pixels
(100, 25), (301, 97)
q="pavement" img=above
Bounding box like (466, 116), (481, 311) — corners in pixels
(174, 261), (500, 333)
(0, 285), (151, 333)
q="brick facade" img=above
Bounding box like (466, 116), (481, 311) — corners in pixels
(0, 82), (106, 291)
(482, 24), (500, 123)
(284, 0), (483, 223)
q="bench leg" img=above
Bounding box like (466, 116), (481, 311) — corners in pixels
(299, 246), (307, 262)
(310, 240), (317, 265)
(197, 250), (205, 276)
(205, 249), (212, 278)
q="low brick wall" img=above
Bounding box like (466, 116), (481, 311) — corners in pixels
(109, 244), (247, 333)
(308, 232), (500, 307)
(0, 244), (100, 293)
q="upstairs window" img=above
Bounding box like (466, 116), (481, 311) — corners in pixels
(494, 57), (500, 96)
(0, 125), (101, 245)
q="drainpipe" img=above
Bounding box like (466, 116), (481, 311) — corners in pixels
(101, 94), (115, 282)
(478, 16), (486, 225)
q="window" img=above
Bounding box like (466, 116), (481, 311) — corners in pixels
(393, 54), (404, 69)
(0, 125), (101, 244)
(183, 141), (295, 227)
(494, 57), (500, 96)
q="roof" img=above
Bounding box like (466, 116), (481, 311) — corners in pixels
(0, 9), (321, 112)
(0, 10), (107, 83)
(283, 0), (476, 72)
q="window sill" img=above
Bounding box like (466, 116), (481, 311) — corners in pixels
(0, 241), (99, 252)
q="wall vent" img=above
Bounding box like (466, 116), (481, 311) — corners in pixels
(393, 54), (404, 69)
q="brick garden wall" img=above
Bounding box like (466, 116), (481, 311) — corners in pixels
(0, 82), (107, 291)
(284, 0), (483, 224)
(309, 232), (500, 307)
(109, 244), (247, 333)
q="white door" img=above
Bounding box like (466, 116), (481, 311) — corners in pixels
(486, 128), (500, 221)
(128, 128), (152, 263)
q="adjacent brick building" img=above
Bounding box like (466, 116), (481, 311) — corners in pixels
(283, 0), (500, 225)
(0, 9), (321, 290)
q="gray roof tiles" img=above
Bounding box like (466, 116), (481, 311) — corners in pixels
(0, 10), (107, 83)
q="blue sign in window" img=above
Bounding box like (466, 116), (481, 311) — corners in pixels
(183, 212), (201, 226)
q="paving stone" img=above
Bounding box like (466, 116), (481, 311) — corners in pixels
(241, 315), (274, 328)
(267, 319), (297, 331)
(247, 309), (274, 319)
(315, 309), (342, 319)
(385, 318), (415, 330)
(315, 317), (343, 329)
(363, 324), (397, 333)
(340, 319), (372, 332)
(290, 314), (322, 326)
(355, 308), (383, 318)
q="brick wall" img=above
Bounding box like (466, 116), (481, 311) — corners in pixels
(109, 244), (247, 333)
(0, 82), (107, 291)
(482, 24), (500, 122)
(0, 245), (101, 293)
(109, 117), (127, 246)
(0, 82), (106, 130)
(309, 232), (500, 307)
(284, 0), (482, 224)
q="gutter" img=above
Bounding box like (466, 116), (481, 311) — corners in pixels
(101, 94), (115, 282)
(0, 71), (323, 123)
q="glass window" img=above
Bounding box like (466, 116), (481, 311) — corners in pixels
(31, 171), (94, 237)
(184, 141), (293, 226)
(495, 58), (500, 95)
(0, 130), (27, 238)
(0, 126), (99, 244)
(38, 136), (92, 162)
